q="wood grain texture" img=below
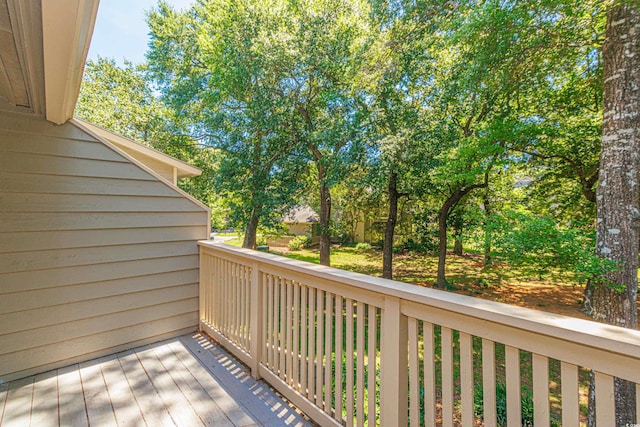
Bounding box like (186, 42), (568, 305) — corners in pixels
(0, 241), (198, 273)
(0, 131), (127, 162)
(0, 172), (183, 196)
(0, 298), (198, 355)
(0, 226), (206, 253)
(1, 334), (307, 427)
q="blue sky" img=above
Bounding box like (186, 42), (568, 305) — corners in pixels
(87, 0), (194, 66)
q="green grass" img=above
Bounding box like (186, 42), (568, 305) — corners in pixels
(223, 237), (243, 247)
(215, 232), (241, 237)
(222, 240), (585, 317)
(262, 243), (577, 290)
(281, 246), (383, 274)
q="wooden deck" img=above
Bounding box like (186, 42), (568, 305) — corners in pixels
(0, 333), (312, 427)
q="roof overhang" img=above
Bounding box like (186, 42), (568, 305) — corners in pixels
(42, 0), (99, 124)
(74, 118), (202, 179)
(0, 0), (99, 124)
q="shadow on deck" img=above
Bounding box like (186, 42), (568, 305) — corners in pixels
(0, 333), (311, 427)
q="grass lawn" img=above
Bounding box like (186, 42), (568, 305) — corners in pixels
(223, 237), (244, 246)
(240, 243), (590, 319)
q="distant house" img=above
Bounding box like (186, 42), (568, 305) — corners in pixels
(514, 176), (535, 188)
(283, 205), (319, 236)
(267, 205), (319, 246)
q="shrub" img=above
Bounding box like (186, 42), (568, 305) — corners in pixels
(330, 222), (351, 244)
(489, 210), (614, 282)
(288, 235), (312, 251)
(355, 242), (371, 251)
(477, 278), (491, 288)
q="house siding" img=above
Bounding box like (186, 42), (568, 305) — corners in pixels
(0, 112), (209, 382)
(286, 223), (312, 236)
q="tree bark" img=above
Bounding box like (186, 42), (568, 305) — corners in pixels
(383, 172), (400, 279)
(243, 205), (262, 249)
(589, 4), (640, 425)
(436, 177), (488, 288)
(318, 166), (332, 266)
(483, 195), (492, 267)
(453, 228), (463, 256)
(436, 196), (456, 288)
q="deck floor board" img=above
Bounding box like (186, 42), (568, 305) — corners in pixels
(117, 350), (174, 427)
(100, 355), (145, 426)
(0, 383), (8, 425)
(152, 342), (234, 426)
(31, 370), (59, 427)
(134, 346), (205, 427)
(79, 357), (118, 426)
(57, 364), (89, 427)
(1, 376), (34, 426)
(0, 333), (311, 427)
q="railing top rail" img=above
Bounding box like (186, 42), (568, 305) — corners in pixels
(199, 241), (640, 359)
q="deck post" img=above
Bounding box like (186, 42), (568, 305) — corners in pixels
(250, 261), (263, 379)
(198, 246), (207, 332)
(380, 295), (408, 426)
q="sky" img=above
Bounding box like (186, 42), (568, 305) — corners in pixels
(87, 0), (194, 66)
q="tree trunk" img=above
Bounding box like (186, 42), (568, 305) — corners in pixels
(589, 4), (640, 425)
(592, 0), (640, 329)
(583, 280), (594, 314)
(453, 228), (463, 256)
(243, 205), (261, 249)
(318, 168), (332, 266)
(383, 172), (399, 279)
(436, 198), (455, 288)
(436, 177), (489, 288)
(483, 195), (492, 267)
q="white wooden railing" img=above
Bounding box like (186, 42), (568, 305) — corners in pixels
(198, 241), (640, 427)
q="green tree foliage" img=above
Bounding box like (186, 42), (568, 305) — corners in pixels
(422, 0), (606, 287)
(78, 2), (637, 332)
(490, 0), (606, 220)
(76, 58), (165, 144)
(359, 7), (430, 278)
(146, 0), (306, 248)
(277, 0), (373, 265)
(490, 210), (609, 282)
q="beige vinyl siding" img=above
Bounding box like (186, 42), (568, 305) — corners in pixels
(286, 223), (312, 236)
(0, 112), (209, 382)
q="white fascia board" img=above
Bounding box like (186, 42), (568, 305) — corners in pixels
(42, 0), (99, 124)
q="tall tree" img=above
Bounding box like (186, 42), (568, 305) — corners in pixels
(499, 0), (605, 220)
(283, 0), (372, 265)
(362, 1), (432, 279)
(591, 2), (640, 424)
(147, 0), (304, 249)
(425, 0), (606, 288)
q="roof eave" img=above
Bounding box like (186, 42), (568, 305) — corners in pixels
(41, 0), (99, 125)
(73, 118), (202, 178)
